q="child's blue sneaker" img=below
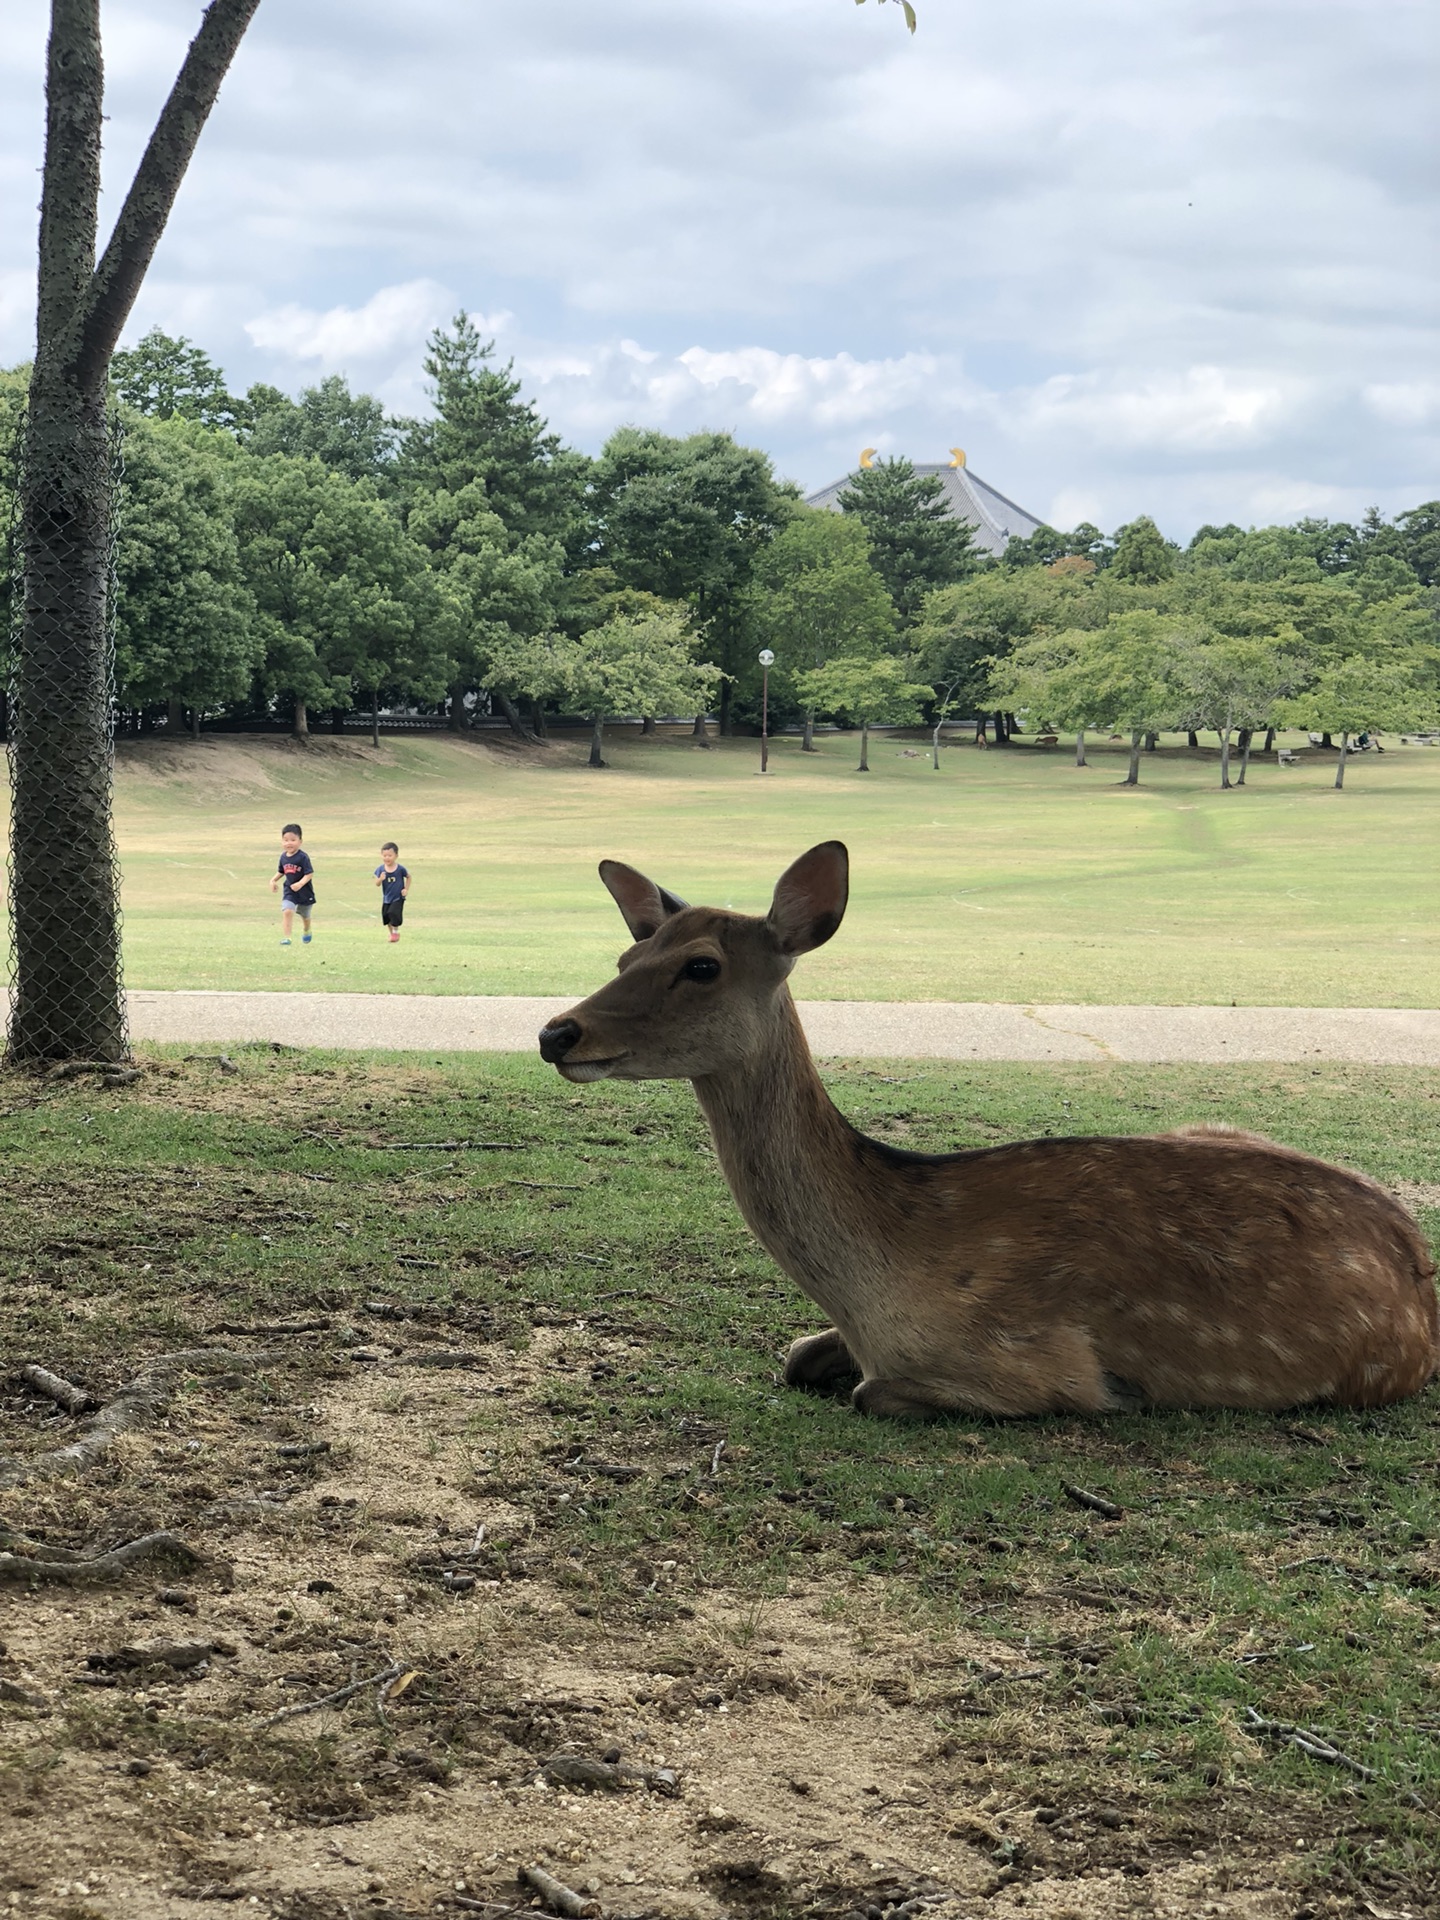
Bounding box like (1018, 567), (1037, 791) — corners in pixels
(302, 933), (313, 943)
(280, 937), (291, 946)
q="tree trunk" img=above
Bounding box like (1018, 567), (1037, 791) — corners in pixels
(192, 705), (202, 740)
(857, 719), (870, 772)
(931, 720), (943, 770)
(1144, 730), (1158, 751)
(1219, 728), (1232, 789)
(292, 698), (308, 739)
(1263, 727), (1276, 752)
(1237, 729), (1254, 786)
(330, 705), (345, 735)
(166, 694), (184, 732)
(1320, 731), (1333, 749)
(1334, 731), (1349, 788)
(371, 691), (379, 750)
(530, 698), (548, 740)
(992, 710), (1009, 745)
(802, 709), (816, 752)
(975, 714), (987, 745)
(589, 713), (607, 768)
(1123, 728), (1142, 785)
(448, 681), (467, 731)
(641, 715), (655, 736)
(1074, 726), (1087, 767)
(491, 690), (531, 740)
(1187, 730), (1199, 749)
(692, 713), (712, 748)
(719, 678), (732, 737)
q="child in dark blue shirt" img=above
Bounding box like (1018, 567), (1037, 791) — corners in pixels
(374, 841), (410, 943)
(271, 823), (316, 946)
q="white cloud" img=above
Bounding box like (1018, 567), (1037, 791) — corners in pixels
(1363, 382), (1440, 429)
(244, 279), (461, 366)
(1003, 366), (1293, 453)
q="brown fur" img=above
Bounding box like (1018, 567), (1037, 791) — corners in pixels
(538, 843), (1439, 1419)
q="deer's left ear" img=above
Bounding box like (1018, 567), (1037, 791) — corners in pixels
(599, 860), (688, 942)
(767, 841), (848, 954)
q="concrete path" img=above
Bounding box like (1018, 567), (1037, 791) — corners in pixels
(125, 991), (1440, 1064)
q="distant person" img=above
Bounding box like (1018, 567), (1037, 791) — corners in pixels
(272, 823), (316, 946)
(374, 841), (411, 943)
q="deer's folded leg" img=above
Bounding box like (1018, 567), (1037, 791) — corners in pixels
(783, 1327), (859, 1390)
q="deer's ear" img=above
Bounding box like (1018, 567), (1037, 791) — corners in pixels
(599, 860), (688, 942)
(767, 841), (848, 954)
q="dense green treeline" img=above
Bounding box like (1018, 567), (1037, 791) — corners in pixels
(1, 321), (1436, 771)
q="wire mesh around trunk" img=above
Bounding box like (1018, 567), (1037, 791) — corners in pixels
(5, 397), (128, 1064)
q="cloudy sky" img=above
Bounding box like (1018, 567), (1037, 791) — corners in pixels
(2, 0), (1434, 536)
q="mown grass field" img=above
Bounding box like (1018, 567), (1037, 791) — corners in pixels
(104, 727), (1440, 1006)
(2, 1050), (1437, 1918)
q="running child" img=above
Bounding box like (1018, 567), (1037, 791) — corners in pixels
(374, 841), (410, 942)
(271, 823), (316, 945)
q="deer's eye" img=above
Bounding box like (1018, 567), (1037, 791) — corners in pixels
(681, 956), (721, 983)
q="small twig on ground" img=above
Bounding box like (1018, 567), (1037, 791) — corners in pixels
(208, 1320), (331, 1337)
(708, 1439), (727, 1478)
(20, 1364), (97, 1416)
(383, 1140), (522, 1152)
(1062, 1482), (1125, 1520)
(261, 1660), (404, 1728)
(0, 1530), (203, 1586)
(276, 1440), (331, 1458)
(500, 1181), (582, 1192)
(1243, 1707), (1377, 1780)
(519, 1864), (600, 1919)
(299, 1130), (341, 1152)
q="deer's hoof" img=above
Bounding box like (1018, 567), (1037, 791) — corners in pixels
(851, 1376), (948, 1421)
(783, 1328), (859, 1391)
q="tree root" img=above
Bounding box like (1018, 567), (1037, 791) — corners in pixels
(0, 1349), (275, 1491)
(0, 1529), (204, 1585)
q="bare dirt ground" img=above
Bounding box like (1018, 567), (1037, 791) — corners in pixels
(2, 1329), (1359, 1920)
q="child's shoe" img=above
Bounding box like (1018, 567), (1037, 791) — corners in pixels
(302, 932), (313, 944)
(389, 930), (400, 943)
(281, 937), (291, 946)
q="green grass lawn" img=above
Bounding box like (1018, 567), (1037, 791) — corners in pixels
(101, 725), (1440, 1004)
(2, 1050), (1437, 1908)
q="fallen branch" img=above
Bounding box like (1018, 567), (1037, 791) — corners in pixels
(1243, 1707), (1377, 1781)
(20, 1364), (97, 1416)
(1062, 1482), (1125, 1520)
(382, 1140), (522, 1152)
(518, 1865), (600, 1919)
(261, 1660), (404, 1728)
(46, 1060), (139, 1081)
(0, 1350), (275, 1492)
(0, 1530), (203, 1586)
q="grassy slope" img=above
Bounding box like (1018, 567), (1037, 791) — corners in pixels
(104, 728), (1440, 1005)
(2, 1050), (1437, 1907)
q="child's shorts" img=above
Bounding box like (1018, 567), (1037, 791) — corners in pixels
(283, 898), (314, 918)
(381, 900), (405, 928)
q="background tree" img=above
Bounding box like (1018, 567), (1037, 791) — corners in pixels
(112, 413), (259, 729)
(246, 375), (399, 486)
(837, 457), (978, 624)
(11, 0), (262, 1063)
(1279, 654), (1437, 789)
(590, 427), (791, 735)
(111, 325), (246, 432)
(746, 510), (896, 749)
(1174, 634), (1293, 789)
(555, 608), (722, 769)
(231, 454), (443, 738)
(796, 652), (930, 772)
(993, 612), (1186, 785)
(914, 564), (1101, 744)
(1109, 515), (1178, 585)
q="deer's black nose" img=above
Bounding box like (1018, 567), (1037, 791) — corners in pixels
(538, 1018), (582, 1064)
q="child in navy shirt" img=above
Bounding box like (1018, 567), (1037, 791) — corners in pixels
(271, 823), (316, 945)
(374, 841), (410, 942)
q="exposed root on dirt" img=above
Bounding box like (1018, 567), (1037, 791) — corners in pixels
(0, 1349), (275, 1490)
(0, 1527), (204, 1585)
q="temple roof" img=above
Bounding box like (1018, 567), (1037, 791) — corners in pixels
(805, 459), (1043, 558)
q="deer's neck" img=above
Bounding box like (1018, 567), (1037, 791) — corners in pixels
(692, 991), (889, 1319)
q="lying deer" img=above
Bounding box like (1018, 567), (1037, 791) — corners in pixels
(538, 843), (1438, 1418)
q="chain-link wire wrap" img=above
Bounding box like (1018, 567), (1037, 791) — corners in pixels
(5, 386), (128, 1064)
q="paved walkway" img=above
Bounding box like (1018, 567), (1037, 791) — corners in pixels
(125, 991), (1440, 1064)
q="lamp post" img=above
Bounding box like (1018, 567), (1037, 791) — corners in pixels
(758, 649), (775, 773)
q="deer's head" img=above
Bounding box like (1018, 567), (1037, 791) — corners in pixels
(538, 842), (849, 1082)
